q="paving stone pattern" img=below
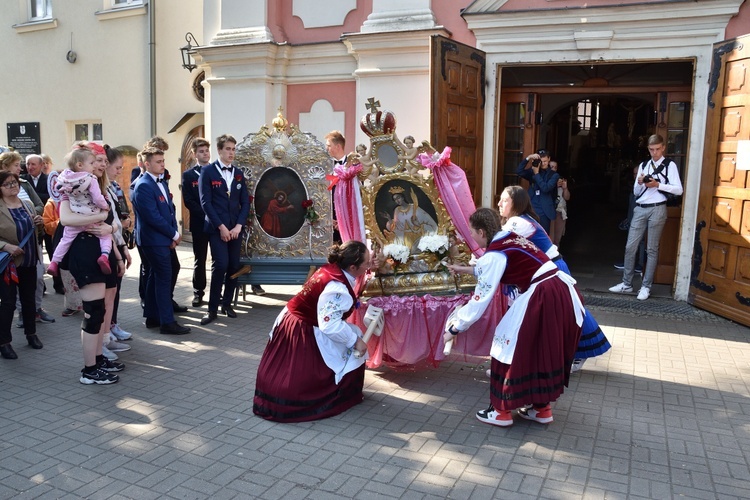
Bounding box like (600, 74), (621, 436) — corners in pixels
(0, 246), (749, 499)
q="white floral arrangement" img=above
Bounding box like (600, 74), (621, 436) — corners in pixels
(383, 243), (410, 263)
(417, 234), (449, 254)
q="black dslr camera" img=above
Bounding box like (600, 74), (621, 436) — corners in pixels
(642, 174), (654, 184)
(531, 158), (541, 167)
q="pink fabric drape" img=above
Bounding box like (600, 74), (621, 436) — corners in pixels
(418, 147), (483, 257)
(350, 289), (508, 368)
(331, 164), (366, 243)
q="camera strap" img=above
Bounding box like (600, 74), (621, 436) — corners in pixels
(635, 157), (673, 201)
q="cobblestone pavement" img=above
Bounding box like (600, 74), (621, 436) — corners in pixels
(1, 245), (749, 499)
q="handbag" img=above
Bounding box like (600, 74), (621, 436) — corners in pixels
(122, 228), (136, 250)
(0, 229), (35, 274)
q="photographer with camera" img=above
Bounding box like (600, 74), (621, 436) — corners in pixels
(516, 149), (559, 234)
(609, 134), (683, 301)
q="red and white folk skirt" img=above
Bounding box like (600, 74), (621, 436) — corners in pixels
(253, 312), (365, 422)
(489, 273), (583, 411)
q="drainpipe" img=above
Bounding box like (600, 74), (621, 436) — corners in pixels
(148, 0), (156, 136)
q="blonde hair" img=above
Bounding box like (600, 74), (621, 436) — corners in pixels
(65, 148), (94, 172)
(0, 151), (23, 171)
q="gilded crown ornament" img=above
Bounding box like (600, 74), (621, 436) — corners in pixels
(360, 97), (397, 138)
(388, 186), (405, 195)
(272, 106), (288, 132)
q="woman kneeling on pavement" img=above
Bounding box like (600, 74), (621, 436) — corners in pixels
(253, 240), (373, 422)
(446, 208), (584, 427)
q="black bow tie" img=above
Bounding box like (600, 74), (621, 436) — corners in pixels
(334, 160), (345, 166)
(221, 166), (232, 172)
(155, 177), (164, 183)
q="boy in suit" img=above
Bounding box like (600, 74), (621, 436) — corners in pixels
(181, 138), (211, 307)
(131, 147), (190, 335)
(199, 134), (250, 325)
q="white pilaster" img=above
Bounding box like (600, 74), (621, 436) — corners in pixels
(208, 0), (273, 45)
(343, 29), (449, 147)
(361, 0), (437, 33)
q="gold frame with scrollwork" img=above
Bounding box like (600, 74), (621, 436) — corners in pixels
(233, 115), (333, 259)
(359, 142), (475, 297)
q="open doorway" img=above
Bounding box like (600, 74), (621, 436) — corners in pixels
(497, 62), (693, 293)
(544, 94), (655, 286)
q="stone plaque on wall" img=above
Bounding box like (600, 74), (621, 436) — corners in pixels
(7, 122), (41, 156)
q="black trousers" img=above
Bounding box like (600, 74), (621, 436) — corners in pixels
(0, 266), (37, 345)
(191, 231), (210, 298)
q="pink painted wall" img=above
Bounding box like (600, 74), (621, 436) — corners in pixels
(268, 0), (373, 44)
(726, 0), (750, 39)
(287, 82), (358, 144)
(434, 0), (475, 46)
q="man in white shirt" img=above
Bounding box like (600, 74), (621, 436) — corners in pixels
(610, 134), (683, 300)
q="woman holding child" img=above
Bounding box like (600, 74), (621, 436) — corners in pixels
(58, 143), (125, 384)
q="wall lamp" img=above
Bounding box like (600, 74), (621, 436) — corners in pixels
(180, 32), (199, 72)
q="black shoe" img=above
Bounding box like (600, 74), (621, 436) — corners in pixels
(160, 322), (191, 335)
(220, 305), (237, 318)
(251, 285), (266, 296)
(140, 299), (145, 309)
(98, 357), (125, 372)
(144, 318), (160, 329)
(200, 311), (218, 325)
(26, 335), (43, 349)
(192, 295), (203, 307)
(0, 344), (18, 359)
(172, 301), (188, 313)
(80, 367), (118, 385)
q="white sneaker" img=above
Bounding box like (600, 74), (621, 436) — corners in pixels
(107, 339), (131, 352)
(102, 345), (119, 361)
(609, 282), (633, 293)
(110, 323), (132, 341)
(570, 358), (586, 373)
(637, 287), (650, 301)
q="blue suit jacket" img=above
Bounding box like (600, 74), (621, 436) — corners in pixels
(199, 161), (250, 234)
(181, 165), (205, 234)
(516, 159), (560, 221)
(131, 173), (178, 247)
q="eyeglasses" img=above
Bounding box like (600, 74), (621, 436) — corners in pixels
(1, 181), (19, 188)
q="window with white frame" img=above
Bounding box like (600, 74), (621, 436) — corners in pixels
(72, 122), (103, 143)
(29, 0), (52, 20)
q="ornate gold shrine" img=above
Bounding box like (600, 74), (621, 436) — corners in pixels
(234, 109), (333, 260)
(356, 99), (476, 296)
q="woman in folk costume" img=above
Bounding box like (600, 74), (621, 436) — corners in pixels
(499, 185), (610, 372)
(446, 208), (584, 427)
(254, 241), (372, 422)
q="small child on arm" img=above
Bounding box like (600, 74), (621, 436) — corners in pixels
(47, 146), (112, 276)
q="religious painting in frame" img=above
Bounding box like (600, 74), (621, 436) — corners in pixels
(254, 167), (307, 239)
(234, 111), (333, 259)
